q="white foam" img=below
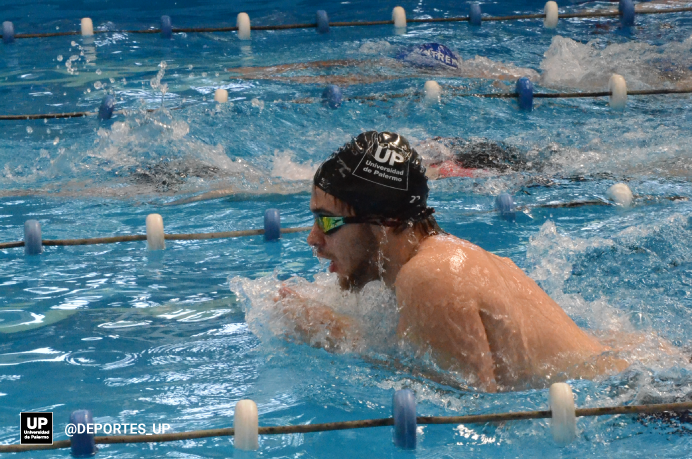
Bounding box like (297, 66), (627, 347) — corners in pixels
(462, 55), (540, 81)
(358, 40), (393, 55)
(86, 111), (257, 186)
(525, 220), (691, 371)
(270, 151), (317, 181)
(540, 35), (692, 90)
(527, 220), (627, 329)
(411, 139), (455, 164)
(230, 273), (400, 355)
(250, 98), (264, 111)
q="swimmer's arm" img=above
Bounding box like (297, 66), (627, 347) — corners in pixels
(396, 266), (498, 392)
(277, 286), (360, 352)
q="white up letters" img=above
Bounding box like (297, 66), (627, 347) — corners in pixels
(373, 145), (404, 166)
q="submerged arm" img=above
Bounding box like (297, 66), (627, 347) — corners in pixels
(277, 286), (361, 352)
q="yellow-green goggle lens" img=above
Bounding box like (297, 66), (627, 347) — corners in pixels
(315, 215), (347, 235)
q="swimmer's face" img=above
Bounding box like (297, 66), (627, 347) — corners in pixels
(308, 187), (380, 290)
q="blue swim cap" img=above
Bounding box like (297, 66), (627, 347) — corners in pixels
(396, 43), (460, 69)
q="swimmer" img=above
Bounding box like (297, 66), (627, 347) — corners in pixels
(228, 43), (539, 86)
(416, 136), (534, 179)
(233, 37), (692, 93)
(276, 130), (628, 392)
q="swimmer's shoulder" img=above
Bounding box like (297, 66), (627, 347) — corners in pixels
(419, 234), (520, 269)
(396, 234), (487, 294)
(415, 233), (486, 261)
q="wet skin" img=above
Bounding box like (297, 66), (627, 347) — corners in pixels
(284, 186), (627, 392)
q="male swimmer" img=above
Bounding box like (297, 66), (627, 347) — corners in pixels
(277, 130), (627, 392)
(416, 136), (533, 179)
(228, 43), (539, 85)
(232, 37), (692, 93)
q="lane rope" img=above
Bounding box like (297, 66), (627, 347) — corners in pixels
(2, 6), (692, 40)
(2, 195), (688, 250)
(1, 400), (690, 453)
(5, 87), (692, 121)
(0, 226), (312, 250)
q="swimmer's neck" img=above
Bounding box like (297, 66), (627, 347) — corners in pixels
(377, 227), (432, 288)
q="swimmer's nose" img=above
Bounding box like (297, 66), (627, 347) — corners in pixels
(307, 220), (325, 248)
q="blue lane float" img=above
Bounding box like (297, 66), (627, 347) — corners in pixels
(470, 3), (482, 26)
(322, 85), (343, 109)
(23, 220), (42, 255)
(98, 95), (115, 120)
(316, 10), (330, 34)
(2, 21), (14, 44)
(495, 193), (516, 220)
(393, 389), (417, 450)
(69, 410), (96, 457)
(264, 209), (281, 241)
(516, 77), (534, 111)
(160, 15), (173, 39)
(619, 0), (635, 26)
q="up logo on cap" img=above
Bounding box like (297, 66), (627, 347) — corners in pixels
(373, 144), (405, 167)
(353, 134), (410, 191)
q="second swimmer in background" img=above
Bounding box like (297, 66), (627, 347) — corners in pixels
(228, 42), (539, 85)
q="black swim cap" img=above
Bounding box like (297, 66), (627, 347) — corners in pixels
(314, 131), (431, 220)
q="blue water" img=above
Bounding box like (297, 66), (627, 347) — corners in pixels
(1, 0), (692, 457)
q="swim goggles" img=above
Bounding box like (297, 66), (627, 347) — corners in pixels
(313, 215), (359, 235)
(313, 214), (408, 235)
(314, 208), (435, 235)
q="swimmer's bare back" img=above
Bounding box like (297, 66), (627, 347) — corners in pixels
(395, 234), (628, 391)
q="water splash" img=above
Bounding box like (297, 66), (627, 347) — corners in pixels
(150, 61), (169, 108)
(270, 151), (317, 181)
(525, 218), (692, 372)
(229, 273), (400, 355)
(540, 35), (692, 90)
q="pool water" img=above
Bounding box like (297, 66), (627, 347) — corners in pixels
(1, 0), (692, 457)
